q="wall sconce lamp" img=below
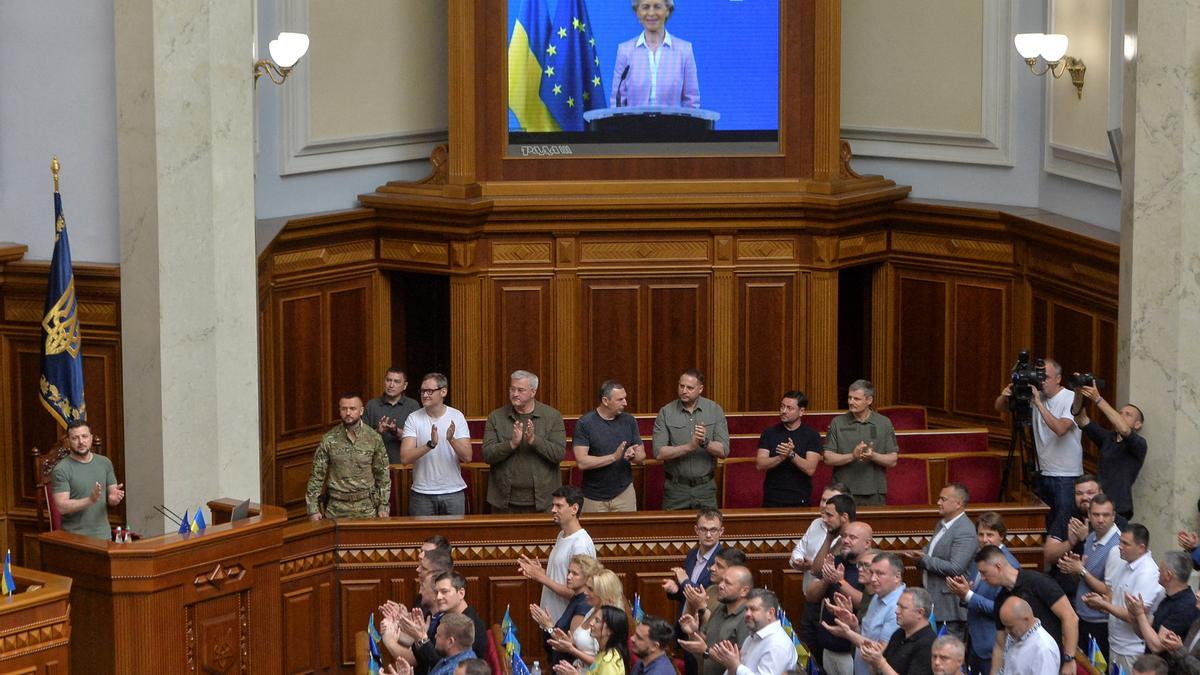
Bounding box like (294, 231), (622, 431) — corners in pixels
(254, 32), (310, 86)
(1014, 33), (1086, 99)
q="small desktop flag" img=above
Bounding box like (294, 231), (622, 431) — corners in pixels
(502, 605), (520, 657)
(935, 622), (948, 638)
(0, 550), (14, 596)
(367, 612), (382, 674)
(193, 507), (207, 532)
(177, 509), (191, 535)
(779, 610), (810, 669)
(632, 593), (645, 624)
(511, 649), (532, 675)
(39, 157), (86, 429)
(1088, 634), (1108, 673)
(538, 0), (606, 131)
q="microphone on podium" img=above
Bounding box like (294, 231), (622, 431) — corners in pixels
(616, 64), (630, 107)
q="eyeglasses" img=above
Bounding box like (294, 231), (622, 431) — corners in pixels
(420, 388), (444, 395)
(696, 527), (722, 535)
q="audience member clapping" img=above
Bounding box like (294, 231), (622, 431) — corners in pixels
(531, 554), (603, 666)
(552, 606), (630, 675)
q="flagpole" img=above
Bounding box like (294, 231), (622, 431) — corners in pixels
(51, 156), (60, 192)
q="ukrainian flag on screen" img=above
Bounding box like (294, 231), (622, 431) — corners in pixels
(508, 0), (561, 132)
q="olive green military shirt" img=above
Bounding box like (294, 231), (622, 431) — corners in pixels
(822, 409), (898, 497)
(652, 396), (730, 480)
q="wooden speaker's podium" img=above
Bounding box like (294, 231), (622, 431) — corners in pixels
(37, 501), (286, 675)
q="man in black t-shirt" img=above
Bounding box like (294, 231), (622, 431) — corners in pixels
(808, 520), (872, 675)
(975, 545), (1079, 675)
(755, 390), (823, 507)
(574, 380), (646, 512)
(1072, 380), (1147, 520)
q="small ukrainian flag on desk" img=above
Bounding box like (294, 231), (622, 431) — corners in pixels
(1, 550), (16, 596)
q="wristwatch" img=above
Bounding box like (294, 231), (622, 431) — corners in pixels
(426, 439), (437, 449)
(1061, 652), (1075, 665)
(698, 438), (710, 450)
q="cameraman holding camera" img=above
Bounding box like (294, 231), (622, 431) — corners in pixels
(995, 358), (1082, 538)
(1071, 378), (1146, 520)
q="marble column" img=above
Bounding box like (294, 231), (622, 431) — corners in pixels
(115, 1), (260, 535)
(1121, 1), (1200, 554)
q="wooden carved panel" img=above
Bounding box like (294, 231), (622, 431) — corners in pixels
(492, 279), (553, 404)
(952, 283), (1008, 420)
(279, 453), (319, 513)
(488, 576), (535, 652)
(190, 592), (246, 675)
(738, 276), (796, 411)
(1051, 302), (1095, 376)
(581, 282), (642, 411)
(329, 285), (371, 406)
(647, 279), (709, 409)
(277, 293), (325, 437)
(283, 586), (321, 674)
(339, 579), (384, 667)
(896, 276), (947, 410)
(1098, 320), (1117, 398)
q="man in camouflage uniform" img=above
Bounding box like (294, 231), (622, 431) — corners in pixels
(306, 393), (391, 520)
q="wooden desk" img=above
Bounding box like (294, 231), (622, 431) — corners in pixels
(38, 504), (287, 675)
(0, 565), (71, 674)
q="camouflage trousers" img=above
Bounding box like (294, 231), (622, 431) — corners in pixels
(325, 497), (379, 519)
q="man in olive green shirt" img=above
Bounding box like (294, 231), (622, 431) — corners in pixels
(306, 393), (391, 520)
(482, 370), (567, 512)
(52, 421), (124, 540)
(677, 564), (753, 675)
(652, 369), (729, 510)
(822, 379), (898, 505)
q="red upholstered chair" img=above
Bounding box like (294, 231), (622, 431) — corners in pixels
(803, 413), (837, 434)
(34, 436), (95, 532)
(726, 414), (778, 435)
(727, 436), (760, 458)
(642, 460), (665, 511)
(467, 419), (487, 439)
(636, 416), (655, 436)
(487, 625), (505, 675)
(895, 429), (989, 455)
(947, 455), (1004, 503)
(809, 463), (833, 505)
(885, 457), (931, 505)
(720, 458), (764, 508)
(877, 405), (928, 430)
(568, 463), (583, 488)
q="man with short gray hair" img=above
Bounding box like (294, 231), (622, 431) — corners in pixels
(482, 370), (566, 512)
(929, 635), (966, 675)
(859, 587), (936, 675)
(823, 379), (898, 506)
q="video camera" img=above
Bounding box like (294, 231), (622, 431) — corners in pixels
(1009, 350), (1047, 404)
(1068, 372), (1108, 390)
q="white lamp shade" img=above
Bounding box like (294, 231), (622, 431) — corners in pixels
(268, 32), (310, 68)
(1040, 34), (1069, 63)
(1014, 33), (1044, 59)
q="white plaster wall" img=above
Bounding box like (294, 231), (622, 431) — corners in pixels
(0, 1), (119, 263)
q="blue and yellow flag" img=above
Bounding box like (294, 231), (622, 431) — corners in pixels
(194, 507), (207, 532)
(39, 158), (85, 429)
(779, 609), (810, 669)
(511, 650), (531, 675)
(367, 612), (382, 674)
(1, 550), (15, 596)
(177, 509), (191, 535)
(632, 593), (645, 624)
(539, 0), (606, 131)
(1088, 635), (1107, 673)
(501, 604), (521, 657)
(508, 0), (560, 131)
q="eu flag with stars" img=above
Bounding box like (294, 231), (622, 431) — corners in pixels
(538, 0), (606, 131)
(40, 165), (86, 429)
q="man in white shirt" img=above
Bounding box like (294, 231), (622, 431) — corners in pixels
(708, 588), (796, 675)
(999, 596), (1061, 675)
(790, 483), (848, 664)
(1082, 524), (1164, 672)
(517, 485), (596, 622)
(995, 358), (1082, 536)
(400, 372), (473, 515)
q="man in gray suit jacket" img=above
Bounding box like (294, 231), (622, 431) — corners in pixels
(903, 483), (979, 639)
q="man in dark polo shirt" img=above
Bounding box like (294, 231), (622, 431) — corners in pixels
(574, 380), (645, 512)
(975, 545), (1079, 675)
(1072, 380), (1147, 520)
(808, 518), (871, 675)
(822, 379), (898, 506)
(755, 390), (823, 507)
(1126, 550), (1200, 654)
(364, 367), (420, 464)
(859, 587), (936, 675)
(653, 369), (729, 511)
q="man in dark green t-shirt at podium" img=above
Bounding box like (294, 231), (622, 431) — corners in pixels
(51, 420), (124, 540)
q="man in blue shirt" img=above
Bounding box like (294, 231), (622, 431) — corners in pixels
(630, 616), (677, 675)
(426, 613), (477, 675)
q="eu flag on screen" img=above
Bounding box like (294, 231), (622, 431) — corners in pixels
(508, 0), (560, 131)
(539, 0), (606, 131)
(39, 182), (86, 429)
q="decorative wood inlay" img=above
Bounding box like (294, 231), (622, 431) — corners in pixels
(736, 239), (795, 261)
(0, 618), (70, 659)
(451, 240), (477, 270)
(273, 241), (374, 274)
(557, 237), (576, 265)
(380, 239), (449, 266)
(239, 592), (249, 675)
(186, 606), (196, 673)
(837, 232), (888, 259)
(813, 236), (838, 265)
(714, 236), (733, 263)
(579, 240), (709, 263)
(193, 563), (246, 590)
(5, 298), (117, 326)
(892, 232), (1013, 264)
(280, 551), (336, 578)
(491, 241), (552, 264)
(840, 140), (863, 180)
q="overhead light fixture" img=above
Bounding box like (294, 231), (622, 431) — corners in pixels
(1014, 33), (1086, 99)
(254, 32), (310, 87)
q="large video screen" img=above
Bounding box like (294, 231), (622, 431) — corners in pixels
(506, 0), (780, 157)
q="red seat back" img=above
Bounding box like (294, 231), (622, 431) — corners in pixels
(947, 456), (1004, 503)
(43, 484), (62, 531)
(720, 459), (763, 509)
(885, 457), (930, 505)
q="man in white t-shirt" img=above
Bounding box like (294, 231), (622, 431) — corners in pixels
(1081, 524), (1164, 673)
(788, 482), (847, 664)
(400, 372), (473, 516)
(517, 485), (596, 621)
(995, 358), (1082, 537)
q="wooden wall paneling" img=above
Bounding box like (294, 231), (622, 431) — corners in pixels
(339, 577), (384, 667)
(806, 270), (838, 409)
(951, 282), (1010, 420)
(737, 275), (796, 411)
(276, 291), (326, 438)
(328, 282), (374, 406)
(870, 264), (895, 406)
(581, 280), (643, 411)
(895, 274), (948, 411)
(282, 585), (323, 674)
(1030, 296), (1048, 358)
(1097, 319), (1117, 400)
(491, 278), (553, 407)
(553, 270), (583, 416)
(450, 274), (487, 416)
(646, 278), (710, 410)
(1050, 301), (1095, 376)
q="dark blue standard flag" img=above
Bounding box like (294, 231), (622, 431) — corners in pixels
(538, 0), (606, 131)
(39, 158), (86, 428)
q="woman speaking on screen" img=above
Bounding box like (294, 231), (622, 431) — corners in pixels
(609, 0), (700, 108)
